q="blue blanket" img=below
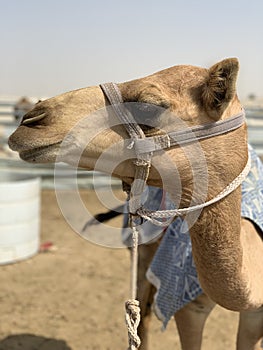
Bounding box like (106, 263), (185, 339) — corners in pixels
(144, 145), (263, 328)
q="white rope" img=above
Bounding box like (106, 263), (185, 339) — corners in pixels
(123, 154), (251, 349)
(125, 299), (141, 350)
(137, 154), (251, 227)
(125, 225), (141, 350)
(101, 82), (249, 350)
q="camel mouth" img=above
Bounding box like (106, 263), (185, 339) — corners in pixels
(19, 143), (61, 163)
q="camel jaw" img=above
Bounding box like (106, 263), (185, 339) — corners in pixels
(17, 143), (61, 163)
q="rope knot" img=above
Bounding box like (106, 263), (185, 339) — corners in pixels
(125, 299), (141, 350)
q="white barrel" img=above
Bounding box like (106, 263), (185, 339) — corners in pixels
(0, 174), (41, 264)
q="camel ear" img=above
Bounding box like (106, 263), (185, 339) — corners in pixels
(202, 58), (239, 119)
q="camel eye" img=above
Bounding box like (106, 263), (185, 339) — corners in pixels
(126, 102), (165, 128)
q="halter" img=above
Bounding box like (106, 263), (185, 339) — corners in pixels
(100, 82), (250, 350)
(100, 82), (250, 222)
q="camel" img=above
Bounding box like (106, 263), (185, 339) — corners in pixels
(8, 58), (263, 349)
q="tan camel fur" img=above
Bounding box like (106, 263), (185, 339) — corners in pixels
(9, 58), (263, 349)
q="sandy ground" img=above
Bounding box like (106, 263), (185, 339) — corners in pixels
(0, 189), (241, 350)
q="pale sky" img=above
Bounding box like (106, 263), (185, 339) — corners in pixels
(1, 0), (263, 100)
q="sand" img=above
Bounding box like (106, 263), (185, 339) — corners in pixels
(0, 189), (240, 349)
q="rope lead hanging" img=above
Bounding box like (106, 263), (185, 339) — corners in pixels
(125, 299), (141, 350)
(125, 225), (141, 350)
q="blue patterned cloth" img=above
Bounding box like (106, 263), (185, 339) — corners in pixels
(241, 144), (263, 229)
(144, 145), (263, 328)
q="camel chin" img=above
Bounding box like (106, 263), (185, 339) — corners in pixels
(19, 143), (61, 163)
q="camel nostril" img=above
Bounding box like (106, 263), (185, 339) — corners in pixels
(22, 112), (46, 125)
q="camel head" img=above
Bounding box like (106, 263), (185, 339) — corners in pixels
(9, 58), (244, 187)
